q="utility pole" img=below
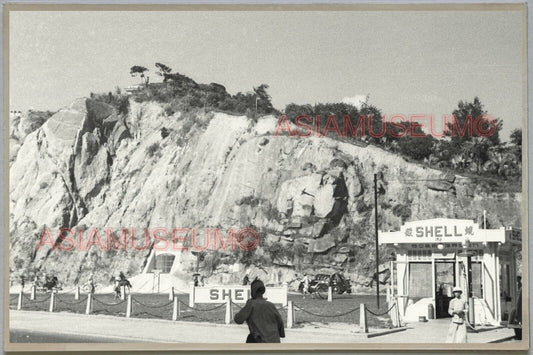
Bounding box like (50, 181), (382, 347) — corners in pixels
(374, 173), (380, 308)
(466, 251), (475, 325)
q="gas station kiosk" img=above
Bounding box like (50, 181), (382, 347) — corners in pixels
(379, 218), (521, 326)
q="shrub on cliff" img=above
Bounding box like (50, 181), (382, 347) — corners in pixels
(90, 88), (130, 115)
(145, 142), (160, 158)
(397, 134), (435, 161)
(236, 195), (263, 207)
(392, 204), (411, 221)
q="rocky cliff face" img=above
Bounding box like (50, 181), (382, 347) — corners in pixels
(9, 98), (521, 287)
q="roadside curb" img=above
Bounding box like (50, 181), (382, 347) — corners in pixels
(489, 336), (517, 343)
(363, 327), (408, 338)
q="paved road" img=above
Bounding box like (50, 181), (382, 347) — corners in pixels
(10, 329), (145, 343)
(9, 310), (357, 343)
(8, 310), (518, 344)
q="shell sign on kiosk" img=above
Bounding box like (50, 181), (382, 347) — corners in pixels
(379, 218), (521, 325)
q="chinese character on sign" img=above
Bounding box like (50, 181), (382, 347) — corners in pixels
(404, 227), (413, 237)
(465, 226), (474, 236)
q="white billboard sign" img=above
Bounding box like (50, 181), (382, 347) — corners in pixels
(192, 284), (288, 305)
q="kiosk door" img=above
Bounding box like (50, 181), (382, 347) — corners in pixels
(435, 261), (456, 318)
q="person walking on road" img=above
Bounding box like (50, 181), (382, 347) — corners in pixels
(446, 287), (468, 343)
(234, 278), (285, 343)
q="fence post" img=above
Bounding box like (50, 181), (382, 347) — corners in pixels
(74, 286), (80, 300)
(17, 290), (23, 310)
(360, 304), (368, 333)
(390, 300), (398, 328)
(85, 293), (92, 315)
(395, 299), (402, 328)
(121, 285), (126, 300)
(30, 285), (36, 300)
(287, 300), (294, 328)
(189, 282), (195, 308)
(327, 286), (333, 302)
(172, 296), (178, 321)
(225, 298), (232, 325)
(282, 282), (288, 306)
(126, 294), (132, 318)
(169, 286), (174, 301)
(49, 292), (55, 312)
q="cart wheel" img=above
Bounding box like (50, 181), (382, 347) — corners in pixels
(316, 284), (328, 299)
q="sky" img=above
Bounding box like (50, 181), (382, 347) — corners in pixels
(9, 9), (525, 140)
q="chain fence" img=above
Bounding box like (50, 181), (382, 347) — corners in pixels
(230, 301), (243, 310)
(54, 294), (88, 314)
(55, 295), (88, 305)
(58, 286), (79, 294)
(9, 294), (19, 305)
(132, 297), (174, 309)
(178, 300), (226, 312)
(294, 303), (360, 318)
(176, 299), (226, 323)
(9, 294), (19, 309)
(365, 303), (396, 317)
(92, 296), (127, 316)
(93, 297), (127, 307)
(22, 294), (52, 304)
(17, 293), (52, 312)
(11, 291), (399, 330)
(131, 296), (174, 320)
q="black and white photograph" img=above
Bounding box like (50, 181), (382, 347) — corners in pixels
(4, 3), (528, 352)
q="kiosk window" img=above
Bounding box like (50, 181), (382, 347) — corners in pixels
(500, 263), (511, 301)
(155, 254), (175, 273)
(471, 262), (483, 298)
(409, 262), (432, 298)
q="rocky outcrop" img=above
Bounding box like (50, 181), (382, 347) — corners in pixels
(9, 98), (522, 287)
(426, 172), (456, 192)
(10, 98), (124, 275)
(308, 234), (336, 253)
(9, 110), (54, 164)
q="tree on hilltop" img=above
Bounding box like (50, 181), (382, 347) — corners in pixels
(510, 128), (522, 146)
(155, 63), (173, 80)
(445, 97), (503, 172)
(447, 97), (502, 145)
(130, 66), (149, 85)
(253, 84), (275, 115)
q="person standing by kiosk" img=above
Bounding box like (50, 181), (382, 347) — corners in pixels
(446, 287), (468, 343)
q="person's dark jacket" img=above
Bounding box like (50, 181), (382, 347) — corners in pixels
(234, 280), (285, 343)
